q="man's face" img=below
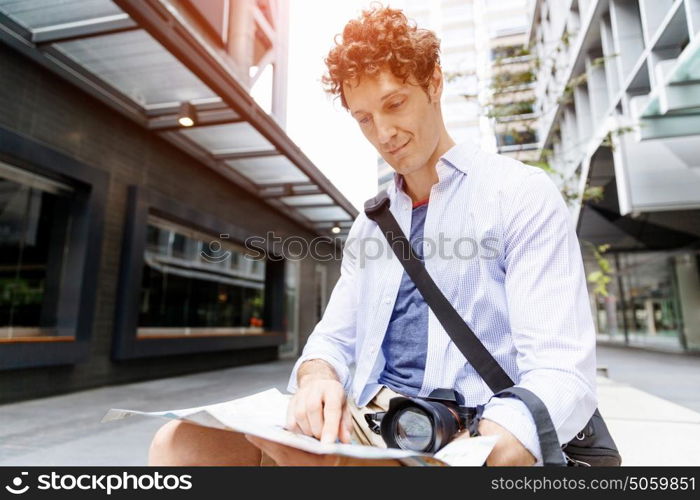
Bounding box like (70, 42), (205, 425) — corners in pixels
(343, 68), (443, 176)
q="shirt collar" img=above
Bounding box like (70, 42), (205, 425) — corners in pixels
(390, 141), (477, 198)
(439, 140), (478, 175)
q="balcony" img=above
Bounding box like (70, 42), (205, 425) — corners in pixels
(490, 69), (537, 93)
(495, 128), (538, 149)
(488, 99), (537, 122)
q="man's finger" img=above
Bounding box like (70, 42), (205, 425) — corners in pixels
(293, 400), (313, 436)
(320, 392), (343, 443)
(285, 396), (297, 431)
(339, 404), (353, 444)
(306, 390), (324, 439)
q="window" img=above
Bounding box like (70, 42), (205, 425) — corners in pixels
(490, 44), (530, 61)
(495, 128), (538, 146)
(0, 126), (108, 370)
(590, 250), (689, 352)
(0, 161), (75, 340)
(138, 215), (266, 337)
(112, 185), (284, 359)
(279, 258), (300, 358)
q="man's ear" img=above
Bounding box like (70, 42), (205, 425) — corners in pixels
(428, 65), (444, 102)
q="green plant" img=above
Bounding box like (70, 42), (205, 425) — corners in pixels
(602, 125), (637, 151)
(582, 185), (604, 203)
(487, 99), (535, 118)
(561, 30), (572, 48)
(491, 69), (535, 92)
(492, 44), (531, 63)
(250, 295), (264, 317)
(557, 72), (588, 105)
(532, 56), (541, 72)
(0, 278), (44, 306)
(592, 54), (619, 67)
(585, 243), (613, 297)
(443, 70), (468, 83)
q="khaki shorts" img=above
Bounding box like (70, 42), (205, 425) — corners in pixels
(260, 386), (401, 465)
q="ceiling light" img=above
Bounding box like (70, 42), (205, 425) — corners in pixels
(178, 116), (194, 127)
(177, 102), (196, 127)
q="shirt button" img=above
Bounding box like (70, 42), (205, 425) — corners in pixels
(383, 297), (391, 304)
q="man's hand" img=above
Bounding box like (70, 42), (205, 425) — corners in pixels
(477, 418), (536, 466)
(244, 435), (400, 466)
(287, 360), (352, 444)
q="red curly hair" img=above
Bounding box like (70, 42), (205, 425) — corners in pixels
(322, 4), (441, 109)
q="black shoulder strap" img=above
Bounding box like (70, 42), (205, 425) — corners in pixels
(364, 191), (567, 466)
(493, 387), (566, 466)
(364, 191), (514, 393)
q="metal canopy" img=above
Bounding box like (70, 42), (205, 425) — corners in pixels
(0, 0), (123, 29)
(55, 29), (219, 106)
(0, 0), (357, 239)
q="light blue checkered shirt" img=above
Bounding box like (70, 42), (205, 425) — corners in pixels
(288, 141), (598, 464)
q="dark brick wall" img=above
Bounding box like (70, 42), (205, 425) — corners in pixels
(0, 43), (342, 404)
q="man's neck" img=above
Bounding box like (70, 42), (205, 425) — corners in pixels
(402, 133), (456, 203)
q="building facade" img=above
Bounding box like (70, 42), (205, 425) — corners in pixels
(528, 0), (700, 352)
(0, 0), (354, 403)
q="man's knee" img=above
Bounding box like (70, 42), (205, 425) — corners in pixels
(148, 420), (261, 466)
(149, 420), (192, 466)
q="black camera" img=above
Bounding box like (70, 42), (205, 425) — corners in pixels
(365, 388), (477, 453)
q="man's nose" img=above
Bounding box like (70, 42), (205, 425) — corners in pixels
(375, 116), (397, 145)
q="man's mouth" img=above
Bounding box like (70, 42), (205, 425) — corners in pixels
(388, 140), (409, 155)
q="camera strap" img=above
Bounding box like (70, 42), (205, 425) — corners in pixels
(364, 190), (567, 466)
(364, 191), (514, 394)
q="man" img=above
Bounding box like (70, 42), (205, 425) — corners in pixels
(148, 6), (597, 466)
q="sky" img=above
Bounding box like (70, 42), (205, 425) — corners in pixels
(285, 0), (381, 210)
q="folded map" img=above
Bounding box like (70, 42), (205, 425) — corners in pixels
(102, 388), (497, 466)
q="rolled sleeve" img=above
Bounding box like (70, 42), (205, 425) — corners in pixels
(482, 397), (544, 465)
(287, 352), (352, 394)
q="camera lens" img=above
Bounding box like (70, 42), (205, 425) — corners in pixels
(379, 395), (466, 453)
(394, 407), (433, 451)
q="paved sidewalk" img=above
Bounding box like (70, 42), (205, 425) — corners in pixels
(0, 361), (295, 466)
(597, 376), (700, 466)
(597, 345), (700, 413)
(0, 359), (698, 466)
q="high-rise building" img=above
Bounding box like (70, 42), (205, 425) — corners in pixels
(528, 0), (700, 352)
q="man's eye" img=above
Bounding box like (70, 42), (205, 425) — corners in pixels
(359, 116), (371, 125)
(389, 100), (404, 109)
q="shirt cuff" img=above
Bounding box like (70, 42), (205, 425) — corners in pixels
(286, 353), (351, 394)
(481, 397), (545, 466)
